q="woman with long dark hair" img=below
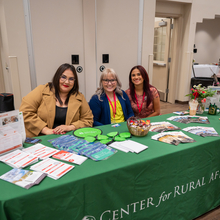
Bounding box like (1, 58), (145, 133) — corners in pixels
(125, 65), (160, 118)
(20, 63), (93, 137)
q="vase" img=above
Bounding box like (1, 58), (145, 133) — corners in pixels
(189, 99), (198, 116)
(197, 98), (206, 114)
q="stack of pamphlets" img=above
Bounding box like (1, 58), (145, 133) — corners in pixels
(52, 150), (87, 165)
(151, 131), (196, 146)
(30, 158), (74, 180)
(48, 135), (117, 161)
(150, 122), (181, 133)
(22, 143), (60, 160)
(182, 126), (219, 137)
(173, 111), (189, 115)
(0, 168), (46, 189)
(167, 116), (210, 124)
(0, 110), (26, 156)
(109, 140), (148, 153)
(0, 149), (38, 168)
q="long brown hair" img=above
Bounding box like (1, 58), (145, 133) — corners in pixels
(49, 63), (79, 105)
(129, 65), (154, 107)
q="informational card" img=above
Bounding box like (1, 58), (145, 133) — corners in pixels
(0, 149), (38, 168)
(0, 110), (26, 155)
(22, 143), (60, 160)
(167, 116), (210, 124)
(52, 150), (87, 165)
(30, 158), (74, 180)
(0, 168), (46, 189)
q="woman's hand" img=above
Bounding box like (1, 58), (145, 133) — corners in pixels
(53, 125), (76, 135)
(41, 127), (54, 135)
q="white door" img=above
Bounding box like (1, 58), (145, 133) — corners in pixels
(152, 18), (172, 102)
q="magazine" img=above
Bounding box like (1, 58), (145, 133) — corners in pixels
(0, 110), (26, 156)
(151, 131), (196, 146)
(0, 168), (46, 189)
(183, 126), (219, 137)
(167, 116), (210, 124)
(150, 121), (181, 133)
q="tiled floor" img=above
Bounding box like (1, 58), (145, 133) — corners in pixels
(160, 101), (220, 220)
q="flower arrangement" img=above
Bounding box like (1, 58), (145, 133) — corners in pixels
(186, 84), (216, 100)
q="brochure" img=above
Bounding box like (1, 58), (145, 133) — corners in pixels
(22, 143), (60, 160)
(173, 111), (189, 115)
(30, 158), (74, 180)
(0, 110), (26, 156)
(167, 116), (210, 124)
(182, 126), (219, 137)
(52, 150), (87, 165)
(150, 121), (181, 133)
(0, 149), (38, 168)
(151, 131), (196, 146)
(0, 168), (46, 189)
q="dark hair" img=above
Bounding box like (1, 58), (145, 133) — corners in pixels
(49, 63), (79, 105)
(128, 65), (154, 107)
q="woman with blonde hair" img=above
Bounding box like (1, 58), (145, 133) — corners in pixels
(89, 68), (134, 126)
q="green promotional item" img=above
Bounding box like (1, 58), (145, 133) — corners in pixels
(119, 132), (131, 138)
(84, 136), (96, 142)
(97, 135), (109, 140)
(99, 139), (113, 145)
(208, 103), (217, 115)
(114, 136), (126, 142)
(106, 131), (118, 137)
(73, 127), (102, 138)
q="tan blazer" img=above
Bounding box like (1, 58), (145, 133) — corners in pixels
(19, 83), (93, 137)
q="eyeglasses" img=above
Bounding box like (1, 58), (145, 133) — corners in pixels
(102, 79), (116, 84)
(60, 75), (75, 83)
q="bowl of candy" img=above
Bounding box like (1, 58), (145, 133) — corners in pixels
(127, 116), (151, 137)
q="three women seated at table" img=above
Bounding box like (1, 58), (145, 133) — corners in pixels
(19, 63), (93, 137)
(20, 63), (160, 137)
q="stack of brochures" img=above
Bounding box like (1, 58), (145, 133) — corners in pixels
(167, 116), (210, 124)
(30, 158), (74, 180)
(151, 131), (196, 146)
(0, 168), (46, 189)
(182, 126), (219, 137)
(109, 140), (148, 153)
(150, 121), (181, 133)
(22, 143), (60, 160)
(0, 149), (38, 168)
(48, 135), (117, 161)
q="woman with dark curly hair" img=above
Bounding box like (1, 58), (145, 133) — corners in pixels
(125, 65), (160, 118)
(20, 63), (93, 137)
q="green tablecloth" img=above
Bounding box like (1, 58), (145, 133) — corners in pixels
(1, 113), (220, 220)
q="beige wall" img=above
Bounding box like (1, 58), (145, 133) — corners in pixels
(1, 0), (220, 105)
(194, 18), (220, 64)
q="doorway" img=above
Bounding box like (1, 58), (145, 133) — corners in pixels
(152, 17), (173, 102)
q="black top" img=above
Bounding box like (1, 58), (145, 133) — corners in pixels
(53, 106), (68, 128)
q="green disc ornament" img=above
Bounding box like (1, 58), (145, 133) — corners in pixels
(106, 131), (118, 138)
(119, 132), (131, 139)
(97, 135), (109, 140)
(84, 136), (96, 142)
(73, 127), (102, 138)
(114, 136), (126, 142)
(100, 139), (112, 145)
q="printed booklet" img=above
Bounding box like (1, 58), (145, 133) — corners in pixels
(0, 168), (46, 189)
(151, 131), (196, 146)
(150, 121), (181, 133)
(182, 126), (219, 137)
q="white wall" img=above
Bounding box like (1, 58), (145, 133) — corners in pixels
(194, 18), (220, 64)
